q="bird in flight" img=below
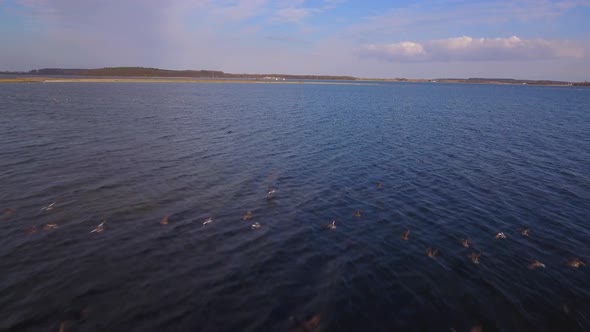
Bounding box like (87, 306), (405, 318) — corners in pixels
(243, 211), (254, 221)
(567, 257), (585, 268)
(401, 229), (410, 241)
(528, 260), (546, 270)
(426, 247), (438, 259)
(327, 220), (336, 230)
(90, 220), (106, 233)
(267, 189), (277, 199)
(160, 216), (169, 225)
(203, 217), (214, 226)
(468, 252), (481, 264)
(40, 202), (56, 211)
(44, 223), (58, 230)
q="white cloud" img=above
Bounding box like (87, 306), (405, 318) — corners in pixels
(362, 42), (426, 61)
(360, 36), (585, 62)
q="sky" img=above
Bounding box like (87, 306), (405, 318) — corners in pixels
(1, 0), (589, 80)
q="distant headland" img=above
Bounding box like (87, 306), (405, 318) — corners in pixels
(0, 67), (588, 86)
(0, 67), (356, 81)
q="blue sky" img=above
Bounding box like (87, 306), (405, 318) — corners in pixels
(1, 0), (589, 80)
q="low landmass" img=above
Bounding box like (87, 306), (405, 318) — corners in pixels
(0, 67), (587, 86)
(0, 67), (356, 81)
(0, 77), (374, 85)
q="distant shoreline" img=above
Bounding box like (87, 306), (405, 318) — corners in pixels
(1, 67), (587, 86)
(0, 76), (587, 87)
(0, 77), (374, 85)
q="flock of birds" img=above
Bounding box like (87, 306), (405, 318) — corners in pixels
(337, 213), (565, 270)
(1, 181), (587, 332)
(3, 189), (280, 235)
(3, 182), (588, 272)
(324, 182), (585, 271)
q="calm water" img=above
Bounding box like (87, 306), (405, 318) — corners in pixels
(1, 82), (589, 332)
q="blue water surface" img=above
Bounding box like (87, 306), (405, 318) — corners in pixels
(0, 82), (589, 332)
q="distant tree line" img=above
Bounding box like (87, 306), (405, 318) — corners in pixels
(13, 67), (356, 80)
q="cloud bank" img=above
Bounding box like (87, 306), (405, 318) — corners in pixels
(360, 36), (585, 62)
